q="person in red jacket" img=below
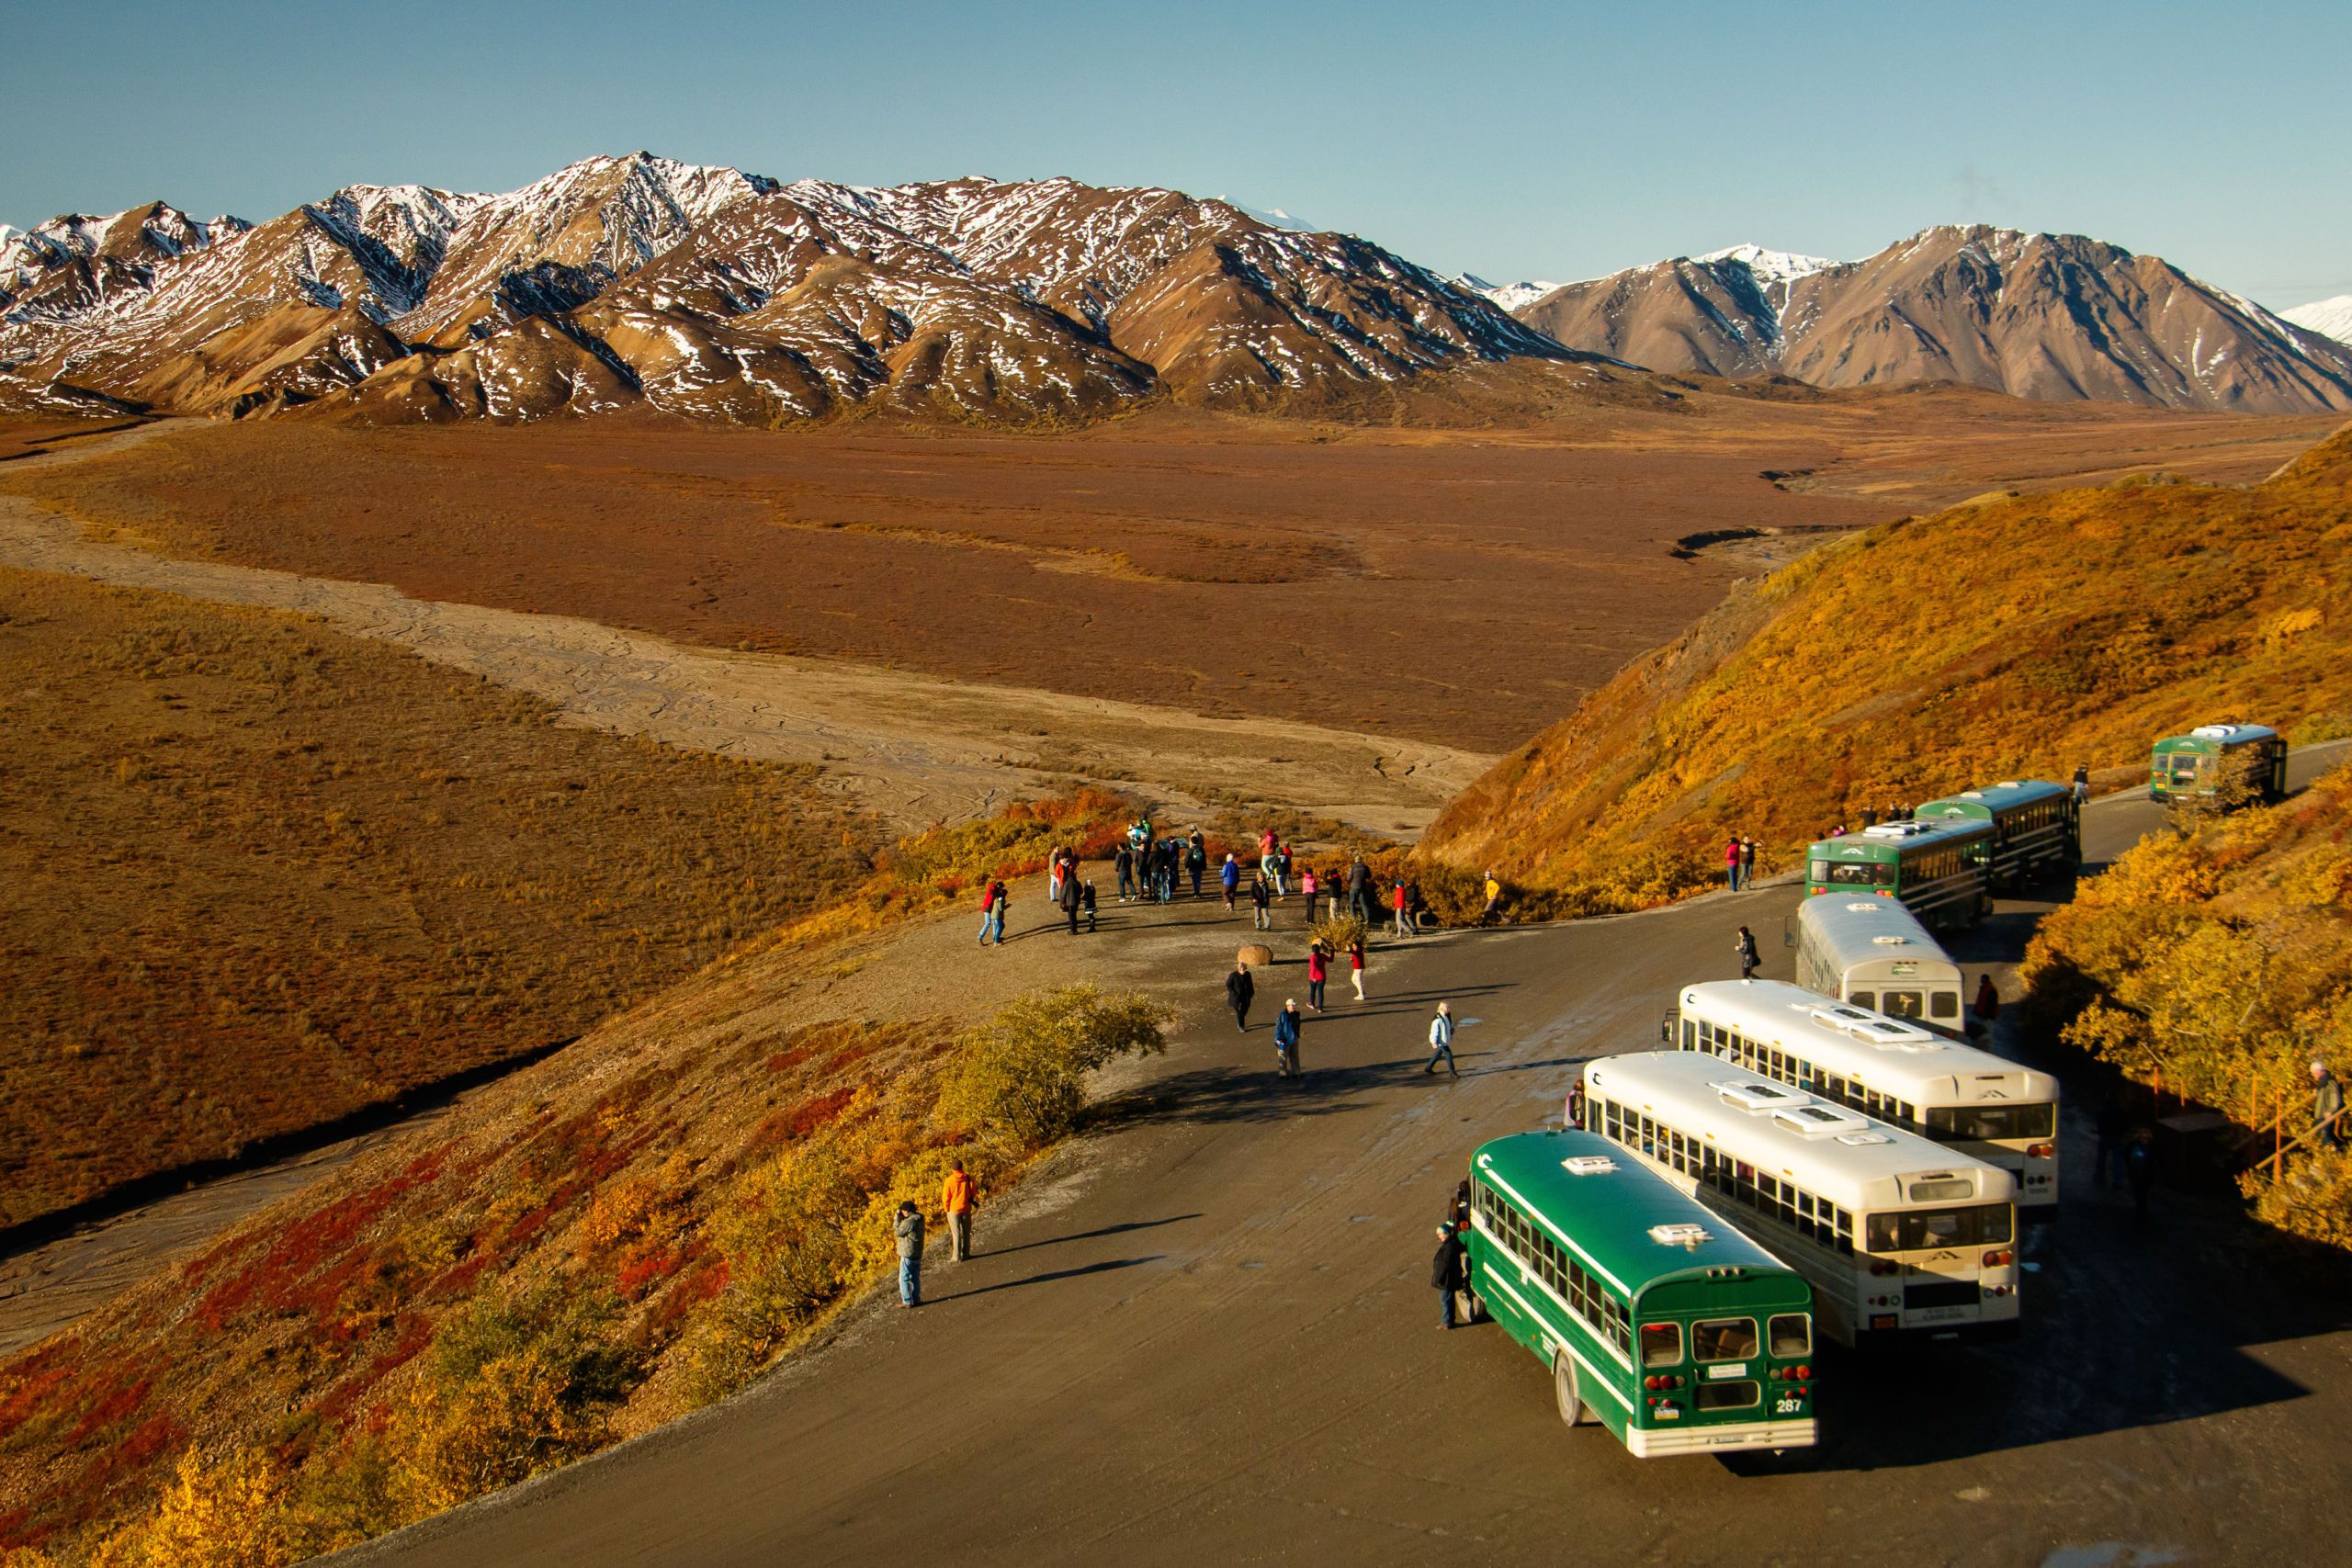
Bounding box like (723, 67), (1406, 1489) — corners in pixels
(1306, 941), (1329, 1012)
(1393, 879), (1411, 939)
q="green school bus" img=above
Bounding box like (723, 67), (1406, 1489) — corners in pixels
(1912, 780), (2079, 891)
(1464, 1129), (1818, 1458)
(1804, 819), (1992, 931)
(2149, 725), (2287, 809)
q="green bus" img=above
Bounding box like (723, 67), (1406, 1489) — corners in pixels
(2149, 724), (2287, 809)
(1912, 780), (2079, 891)
(1464, 1129), (1819, 1458)
(1804, 818), (1992, 931)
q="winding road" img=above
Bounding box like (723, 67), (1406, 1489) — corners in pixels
(342, 748), (2352, 1568)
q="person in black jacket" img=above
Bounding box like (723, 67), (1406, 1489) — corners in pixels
(1226, 961), (1255, 1032)
(1432, 1223), (1468, 1329)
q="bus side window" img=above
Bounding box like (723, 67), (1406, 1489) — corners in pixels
(1929, 990), (1959, 1020)
(1681, 1019), (1696, 1051)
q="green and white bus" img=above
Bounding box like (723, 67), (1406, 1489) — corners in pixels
(2149, 724), (2287, 809)
(1464, 1130), (1818, 1457)
(1804, 819), (1992, 931)
(1669, 980), (2060, 1213)
(1580, 1052), (2019, 1345)
(1911, 780), (2078, 891)
(1792, 897), (1967, 1036)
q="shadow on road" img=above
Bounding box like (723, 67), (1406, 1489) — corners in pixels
(930, 1255), (1166, 1303)
(978, 1214), (1203, 1258)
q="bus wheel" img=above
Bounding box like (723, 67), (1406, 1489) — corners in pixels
(1553, 1351), (1587, 1428)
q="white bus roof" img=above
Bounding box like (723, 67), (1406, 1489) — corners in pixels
(1794, 899), (1965, 979)
(1677, 981), (2057, 1108)
(1585, 1050), (2016, 1209)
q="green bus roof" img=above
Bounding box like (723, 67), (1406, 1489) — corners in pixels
(1915, 780), (2069, 821)
(1804, 818), (1989, 861)
(1472, 1129), (1789, 1296)
(2153, 724), (2278, 754)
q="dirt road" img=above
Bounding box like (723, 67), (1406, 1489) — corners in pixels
(0, 425), (1488, 832)
(338, 750), (2352, 1567)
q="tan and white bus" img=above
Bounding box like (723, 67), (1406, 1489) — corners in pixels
(1792, 897), (1966, 1036)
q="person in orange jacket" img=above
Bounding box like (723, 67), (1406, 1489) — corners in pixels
(941, 1158), (978, 1261)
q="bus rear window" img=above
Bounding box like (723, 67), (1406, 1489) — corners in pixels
(1847, 990), (1874, 1010)
(1929, 991), (1960, 1019)
(1926, 1103), (2058, 1141)
(1640, 1323), (1682, 1368)
(1882, 990), (1925, 1020)
(1768, 1314), (1811, 1358)
(1691, 1318), (1758, 1362)
(1865, 1203), (2014, 1253)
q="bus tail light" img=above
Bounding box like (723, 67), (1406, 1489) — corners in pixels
(1983, 1248), (2012, 1268)
(1795, 1365), (1811, 1381)
(1869, 1258), (1897, 1276)
(2026, 1143), (2055, 1159)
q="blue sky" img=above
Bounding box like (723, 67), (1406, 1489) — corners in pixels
(6, 0), (2347, 305)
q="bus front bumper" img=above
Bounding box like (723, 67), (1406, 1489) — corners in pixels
(1626, 1416), (1816, 1458)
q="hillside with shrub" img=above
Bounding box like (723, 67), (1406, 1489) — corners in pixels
(2020, 763), (2352, 1247)
(1420, 422), (2352, 903)
(0, 785), (1163, 1562)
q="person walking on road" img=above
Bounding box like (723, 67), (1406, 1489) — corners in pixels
(894, 1201), (925, 1306)
(1392, 879), (1412, 940)
(1300, 865), (1320, 925)
(1350, 936), (1367, 1002)
(978, 879), (1007, 946)
(1972, 974), (2001, 1038)
(1432, 1222), (1468, 1330)
(1250, 874), (1272, 931)
(1425, 1001), (1459, 1077)
(1061, 871), (1082, 935)
(1348, 855), (1374, 924)
(1227, 961), (1255, 1032)
(1274, 998), (1303, 1079)
(2124, 1128), (2157, 1226)
(1736, 925), (1759, 980)
(1481, 870), (1504, 924)
(1187, 831), (1207, 898)
(1081, 879), (1098, 932)
(941, 1159), (978, 1261)
(1307, 941), (1329, 1012)
(2312, 1060), (2346, 1152)
(1221, 852), (1241, 912)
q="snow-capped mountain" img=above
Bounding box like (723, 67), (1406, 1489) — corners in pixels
(1215, 197), (1312, 232)
(0, 156), (1589, 424)
(2283, 295), (2352, 347)
(1509, 228), (2352, 412)
(1457, 274), (1563, 314)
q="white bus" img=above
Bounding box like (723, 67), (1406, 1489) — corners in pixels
(1668, 979), (2059, 1213)
(1792, 897), (1966, 1036)
(1579, 1051), (2019, 1345)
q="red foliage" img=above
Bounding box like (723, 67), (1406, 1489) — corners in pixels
(63, 1377), (151, 1447)
(765, 1040), (820, 1074)
(782, 1088), (856, 1140)
(0, 1342), (73, 1442)
(615, 1246), (681, 1302)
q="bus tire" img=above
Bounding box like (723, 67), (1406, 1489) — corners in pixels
(1553, 1350), (1587, 1428)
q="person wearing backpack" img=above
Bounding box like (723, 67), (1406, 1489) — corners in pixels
(1736, 926), (1759, 980)
(1187, 831), (1208, 898)
(1425, 1001), (1458, 1077)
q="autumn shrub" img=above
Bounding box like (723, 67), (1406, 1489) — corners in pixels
(2242, 1150), (2352, 1250)
(1310, 913), (1368, 953)
(935, 986), (1174, 1150)
(85, 1448), (294, 1568)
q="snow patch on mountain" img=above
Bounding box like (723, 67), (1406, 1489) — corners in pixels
(1694, 244), (1841, 292)
(1457, 274), (1561, 312)
(2283, 295), (2352, 347)
(1215, 197), (1313, 232)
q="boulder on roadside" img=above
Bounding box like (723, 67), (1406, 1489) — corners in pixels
(1237, 943), (1274, 969)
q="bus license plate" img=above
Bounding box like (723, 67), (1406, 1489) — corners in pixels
(1909, 1305), (1969, 1324)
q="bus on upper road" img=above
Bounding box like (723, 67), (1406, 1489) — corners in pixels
(2149, 724), (2288, 810)
(1912, 780), (2078, 891)
(1579, 1051), (2020, 1345)
(1792, 897), (1966, 1035)
(1668, 979), (2059, 1213)
(1804, 818), (1992, 931)
(1464, 1129), (1818, 1457)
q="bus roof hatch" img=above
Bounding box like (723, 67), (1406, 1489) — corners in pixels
(1649, 1223), (1712, 1247)
(1561, 1156), (1619, 1175)
(1713, 1079), (1805, 1111)
(1773, 1104), (1872, 1137)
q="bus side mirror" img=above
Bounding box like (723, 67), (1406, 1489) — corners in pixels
(1658, 1012), (1674, 1044)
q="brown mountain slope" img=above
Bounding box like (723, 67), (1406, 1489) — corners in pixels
(1515, 227), (2352, 414)
(1419, 419), (2352, 903)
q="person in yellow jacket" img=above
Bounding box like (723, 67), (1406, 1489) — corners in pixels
(942, 1158), (978, 1261)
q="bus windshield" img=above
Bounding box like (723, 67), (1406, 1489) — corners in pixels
(1925, 1103), (2057, 1141)
(1866, 1203), (2013, 1252)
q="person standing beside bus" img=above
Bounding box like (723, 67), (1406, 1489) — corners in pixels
(1425, 1001), (1459, 1077)
(1736, 925), (1759, 980)
(1972, 975), (2001, 1038)
(1273, 999), (1303, 1078)
(941, 1159), (978, 1262)
(1432, 1222), (1468, 1330)
(1227, 960), (1255, 1032)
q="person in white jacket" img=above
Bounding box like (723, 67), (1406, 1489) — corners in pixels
(1424, 1000), (1458, 1077)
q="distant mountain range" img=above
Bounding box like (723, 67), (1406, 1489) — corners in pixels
(2283, 295), (2352, 346)
(1505, 229), (2352, 414)
(5, 156), (2349, 423)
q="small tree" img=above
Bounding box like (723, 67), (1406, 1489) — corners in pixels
(937, 986), (1172, 1150)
